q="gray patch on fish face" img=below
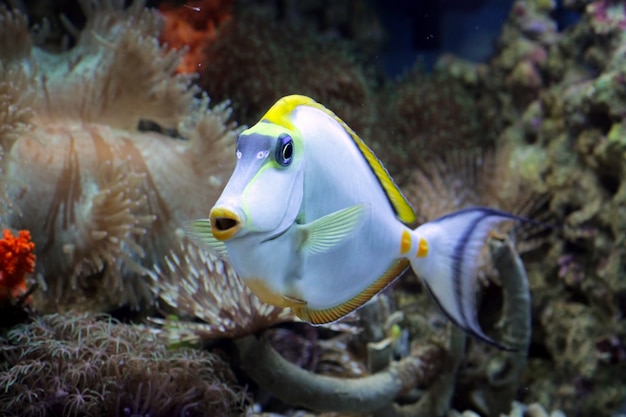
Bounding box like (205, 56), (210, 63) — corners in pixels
(219, 129), (302, 235)
(237, 133), (274, 163)
(224, 133), (276, 194)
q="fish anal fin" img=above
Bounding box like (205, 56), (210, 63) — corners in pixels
(294, 259), (409, 324)
(282, 294), (307, 307)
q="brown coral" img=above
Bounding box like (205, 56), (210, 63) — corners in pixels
(0, 312), (245, 416)
(404, 145), (551, 255)
(374, 67), (494, 184)
(0, 1), (237, 312)
(197, 6), (374, 132)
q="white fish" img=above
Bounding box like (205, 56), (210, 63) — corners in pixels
(187, 95), (522, 348)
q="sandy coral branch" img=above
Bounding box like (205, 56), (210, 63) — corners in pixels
(455, 238), (533, 415)
(235, 333), (440, 414)
(491, 237), (532, 356)
(377, 327), (467, 417)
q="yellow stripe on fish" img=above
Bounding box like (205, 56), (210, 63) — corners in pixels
(188, 95), (525, 350)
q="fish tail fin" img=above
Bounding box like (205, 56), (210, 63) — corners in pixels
(408, 207), (522, 350)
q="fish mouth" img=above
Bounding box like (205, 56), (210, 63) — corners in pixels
(209, 207), (243, 241)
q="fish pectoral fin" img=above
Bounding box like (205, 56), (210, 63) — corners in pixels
(184, 219), (229, 258)
(297, 203), (367, 255)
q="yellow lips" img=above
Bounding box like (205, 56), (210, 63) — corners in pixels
(209, 207), (242, 241)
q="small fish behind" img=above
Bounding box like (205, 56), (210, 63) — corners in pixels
(187, 94), (525, 349)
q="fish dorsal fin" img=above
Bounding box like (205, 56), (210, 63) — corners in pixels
(260, 94), (318, 131)
(297, 203), (367, 255)
(261, 95), (416, 224)
(184, 219), (229, 258)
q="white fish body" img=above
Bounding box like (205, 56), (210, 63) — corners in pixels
(188, 95), (521, 348)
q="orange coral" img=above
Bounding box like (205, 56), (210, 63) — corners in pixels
(159, 0), (233, 73)
(0, 229), (35, 301)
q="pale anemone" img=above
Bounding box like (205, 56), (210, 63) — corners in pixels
(149, 235), (296, 340)
(0, 1), (237, 312)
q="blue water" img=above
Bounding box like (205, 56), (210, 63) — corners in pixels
(374, 0), (515, 76)
(374, 0), (580, 77)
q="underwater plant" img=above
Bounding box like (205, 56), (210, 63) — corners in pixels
(195, 6), (375, 132)
(0, 312), (245, 417)
(404, 145), (551, 254)
(374, 67), (496, 184)
(0, 1), (237, 312)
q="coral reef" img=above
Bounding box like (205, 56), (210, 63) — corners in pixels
(362, 1), (626, 411)
(469, 0), (626, 415)
(0, 0), (624, 416)
(0, 1), (237, 312)
(0, 313), (245, 416)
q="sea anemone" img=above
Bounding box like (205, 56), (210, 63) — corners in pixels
(0, 1), (237, 312)
(149, 235), (295, 340)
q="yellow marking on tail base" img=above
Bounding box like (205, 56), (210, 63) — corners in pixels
(417, 238), (429, 257)
(400, 230), (412, 254)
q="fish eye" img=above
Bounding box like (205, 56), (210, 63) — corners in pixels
(275, 134), (294, 167)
